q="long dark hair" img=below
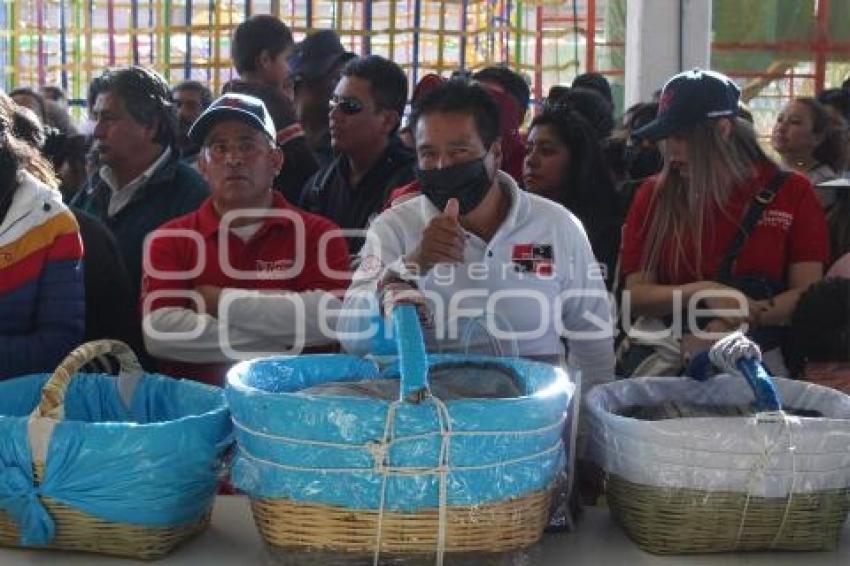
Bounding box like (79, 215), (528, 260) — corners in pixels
(783, 277), (850, 378)
(528, 104), (619, 231)
(0, 91), (59, 224)
(528, 103), (620, 282)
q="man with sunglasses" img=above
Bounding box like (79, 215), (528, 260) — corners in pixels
(337, 80), (615, 390)
(141, 93), (351, 385)
(299, 55), (415, 257)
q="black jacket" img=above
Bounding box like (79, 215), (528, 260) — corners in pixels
(72, 210), (149, 367)
(71, 151), (209, 302)
(299, 137), (415, 254)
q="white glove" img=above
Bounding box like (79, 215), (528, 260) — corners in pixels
(708, 330), (762, 375)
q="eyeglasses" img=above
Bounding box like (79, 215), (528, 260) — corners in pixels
(329, 96), (365, 115)
(203, 138), (271, 161)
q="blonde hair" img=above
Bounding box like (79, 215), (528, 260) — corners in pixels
(640, 118), (770, 280)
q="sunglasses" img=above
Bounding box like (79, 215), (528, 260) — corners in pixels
(329, 96), (365, 115)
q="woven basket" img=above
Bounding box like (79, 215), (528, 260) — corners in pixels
(606, 474), (850, 554)
(0, 340), (214, 559)
(250, 489), (551, 555)
(0, 484), (210, 559)
(587, 370), (850, 555)
(228, 306), (569, 559)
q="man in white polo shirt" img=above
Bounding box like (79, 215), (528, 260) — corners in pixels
(337, 79), (615, 390)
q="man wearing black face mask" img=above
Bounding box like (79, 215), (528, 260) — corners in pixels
(337, 80), (615, 392)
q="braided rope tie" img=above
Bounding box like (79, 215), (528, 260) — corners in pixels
(371, 396), (451, 566)
(709, 332), (797, 549)
(231, 413), (566, 449)
(234, 402), (564, 565)
(372, 400), (400, 566)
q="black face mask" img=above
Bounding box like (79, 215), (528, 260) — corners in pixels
(416, 154), (493, 214)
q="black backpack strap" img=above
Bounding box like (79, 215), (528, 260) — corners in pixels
(716, 170), (790, 282)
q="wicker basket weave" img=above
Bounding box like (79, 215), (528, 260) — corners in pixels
(0, 484), (210, 559)
(606, 474), (850, 554)
(250, 489), (551, 555)
(0, 340), (214, 559)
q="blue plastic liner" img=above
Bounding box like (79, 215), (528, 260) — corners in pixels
(0, 372), (231, 545)
(227, 352), (573, 512)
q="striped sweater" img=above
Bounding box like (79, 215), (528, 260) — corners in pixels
(0, 171), (84, 380)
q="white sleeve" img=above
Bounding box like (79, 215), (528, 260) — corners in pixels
(143, 307), (289, 363)
(559, 220), (616, 390)
(336, 214), (412, 355)
(219, 289), (342, 348)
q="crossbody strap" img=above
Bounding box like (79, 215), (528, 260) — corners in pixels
(716, 170), (791, 282)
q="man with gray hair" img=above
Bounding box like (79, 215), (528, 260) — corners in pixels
(72, 66), (209, 302)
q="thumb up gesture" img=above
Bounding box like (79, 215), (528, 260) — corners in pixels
(405, 198), (466, 275)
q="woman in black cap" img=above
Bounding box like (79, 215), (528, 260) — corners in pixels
(618, 69), (829, 375)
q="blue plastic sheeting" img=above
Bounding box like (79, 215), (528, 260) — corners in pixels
(394, 305), (428, 400)
(0, 373), (231, 546)
(227, 353), (573, 512)
(736, 358), (782, 412)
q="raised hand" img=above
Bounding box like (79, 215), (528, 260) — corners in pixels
(405, 198), (466, 275)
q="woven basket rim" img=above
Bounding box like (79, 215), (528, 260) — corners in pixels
(594, 410), (850, 426)
(586, 374), (850, 427)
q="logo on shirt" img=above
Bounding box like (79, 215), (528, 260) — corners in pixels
(757, 210), (793, 231)
(255, 259), (295, 277)
(511, 243), (554, 276)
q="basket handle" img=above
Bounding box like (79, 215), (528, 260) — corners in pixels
(735, 357), (781, 412)
(690, 331), (782, 412)
(392, 304), (430, 403)
(30, 339), (143, 421)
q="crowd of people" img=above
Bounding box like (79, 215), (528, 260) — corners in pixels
(2, 13), (849, 395)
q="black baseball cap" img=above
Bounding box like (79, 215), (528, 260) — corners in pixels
(288, 30), (356, 83)
(188, 93), (276, 144)
(633, 69), (741, 141)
